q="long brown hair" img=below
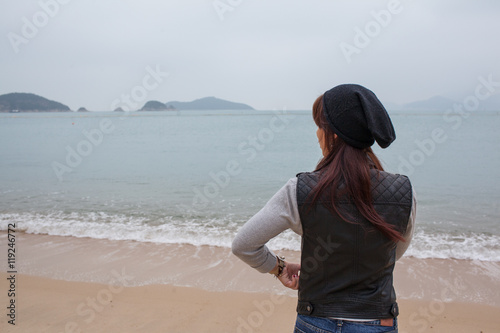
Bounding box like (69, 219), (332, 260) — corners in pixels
(310, 95), (405, 242)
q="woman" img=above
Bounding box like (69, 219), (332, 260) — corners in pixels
(232, 84), (416, 332)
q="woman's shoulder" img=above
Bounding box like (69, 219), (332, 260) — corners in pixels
(372, 168), (411, 179)
(370, 169), (412, 188)
(295, 171), (320, 182)
(370, 169), (413, 205)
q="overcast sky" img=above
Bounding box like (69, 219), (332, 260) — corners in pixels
(1, 0), (499, 111)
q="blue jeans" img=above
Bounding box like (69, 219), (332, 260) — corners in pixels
(294, 314), (398, 333)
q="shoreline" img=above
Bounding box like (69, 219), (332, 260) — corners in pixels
(1, 233), (498, 305)
(1, 233), (500, 332)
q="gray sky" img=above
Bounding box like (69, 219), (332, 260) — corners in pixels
(1, 0), (499, 110)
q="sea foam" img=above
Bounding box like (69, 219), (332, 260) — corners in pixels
(1, 212), (499, 262)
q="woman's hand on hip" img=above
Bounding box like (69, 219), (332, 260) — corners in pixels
(278, 262), (300, 290)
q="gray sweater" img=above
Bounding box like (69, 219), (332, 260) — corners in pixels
(232, 178), (416, 273)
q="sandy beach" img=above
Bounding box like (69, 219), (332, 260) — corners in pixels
(1, 233), (500, 332)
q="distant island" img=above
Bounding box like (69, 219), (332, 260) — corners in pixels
(164, 96), (254, 111)
(389, 95), (500, 111)
(400, 96), (458, 111)
(2, 92), (498, 113)
(0, 93), (70, 112)
(138, 96), (254, 111)
(0, 93), (255, 112)
(140, 100), (176, 111)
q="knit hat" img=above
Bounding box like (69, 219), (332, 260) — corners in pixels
(322, 84), (395, 149)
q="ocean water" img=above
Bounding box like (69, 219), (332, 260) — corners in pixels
(1, 110), (499, 261)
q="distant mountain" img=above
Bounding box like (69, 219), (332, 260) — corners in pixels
(479, 94), (500, 111)
(166, 96), (254, 110)
(399, 94), (500, 112)
(77, 107), (89, 112)
(402, 96), (457, 111)
(139, 100), (174, 111)
(0, 92), (71, 112)
(379, 101), (402, 111)
(114, 107), (125, 112)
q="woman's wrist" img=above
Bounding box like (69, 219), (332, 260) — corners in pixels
(269, 256), (285, 277)
(269, 263), (279, 276)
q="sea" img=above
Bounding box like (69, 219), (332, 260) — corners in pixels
(1, 110), (499, 262)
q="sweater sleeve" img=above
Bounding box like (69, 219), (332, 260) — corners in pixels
(232, 178), (416, 270)
(395, 188), (417, 260)
(231, 178), (302, 273)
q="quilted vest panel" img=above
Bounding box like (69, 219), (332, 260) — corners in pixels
(296, 169), (412, 319)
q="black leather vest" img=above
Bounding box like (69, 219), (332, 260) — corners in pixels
(296, 169), (412, 319)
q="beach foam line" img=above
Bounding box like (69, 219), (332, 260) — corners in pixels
(1, 211), (500, 261)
